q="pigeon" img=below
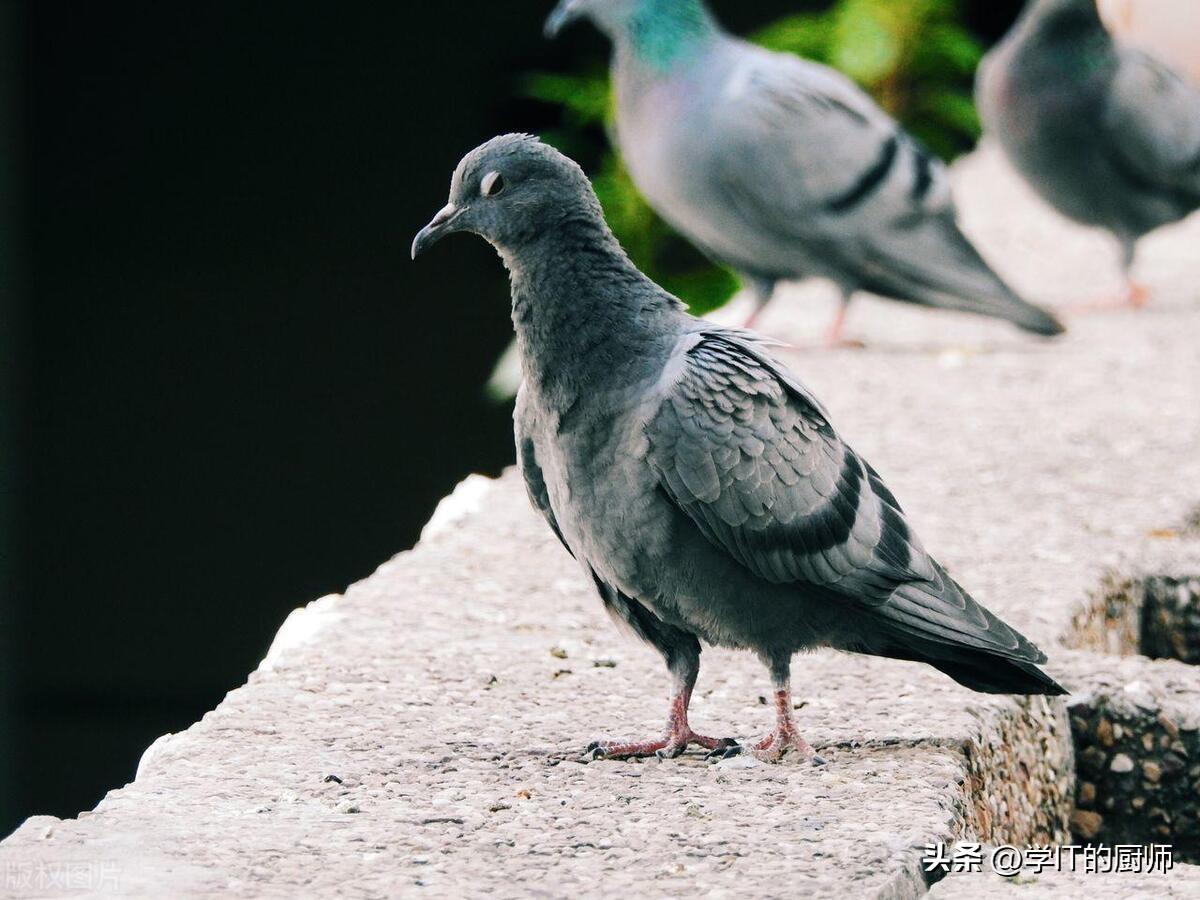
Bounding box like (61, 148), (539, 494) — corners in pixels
(544, 0), (1064, 342)
(413, 134), (1065, 761)
(977, 0), (1200, 308)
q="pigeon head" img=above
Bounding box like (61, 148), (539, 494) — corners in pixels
(545, 0), (640, 38)
(545, 0), (717, 65)
(412, 134), (605, 259)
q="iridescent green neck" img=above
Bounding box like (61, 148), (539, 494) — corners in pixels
(623, 0), (717, 72)
(1012, 0), (1113, 82)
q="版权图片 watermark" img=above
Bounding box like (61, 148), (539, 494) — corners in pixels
(4, 860), (122, 893)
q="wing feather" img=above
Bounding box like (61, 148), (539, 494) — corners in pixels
(645, 330), (1046, 664)
(515, 387), (571, 556)
(708, 46), (1061, 333)
(1103, 49), (1200, 208)
(646, 331), (928, 603)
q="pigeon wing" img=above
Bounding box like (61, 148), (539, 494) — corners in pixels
(1102, 50), (1200, 208)
(709, 47), (1059, 331)
(645, 329), (929, 603)
(515, 386), (572, 556)
(644, 330), (1046, 663)
(711, 50), (946, 247)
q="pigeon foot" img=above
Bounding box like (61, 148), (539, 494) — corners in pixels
(1065, 279), (1149, 313)
(586, 688), (736, 759)
(728, 683), (827, 764)
(742, 303), (768, 330)
(1126, 280), (1150, 308)
(750, 725), (818, 763)
(587, 731), (736, 760)
(704, 729), (824, 765)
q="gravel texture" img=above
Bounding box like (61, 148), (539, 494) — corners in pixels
(2, 144), (1199, 898)
(928, 858), (1200, 899)
(1141, 576), (1200, 666)
(1062, 651), (1200, 859)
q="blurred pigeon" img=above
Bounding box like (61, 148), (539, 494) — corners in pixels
(544, 0), (1064, 342)
(978, 0), (1200, 307)
(413, 134), (1065, 761)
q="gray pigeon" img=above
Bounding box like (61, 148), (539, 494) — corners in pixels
(544, 0), (1064, 342)
(413, 134), (1065, 761)
(978, 0), (1200, 307)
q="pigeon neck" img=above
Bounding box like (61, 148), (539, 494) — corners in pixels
(617, 0), (719, 73)
(1012, 0), (1112, 74)
(504, 222), (680, 400)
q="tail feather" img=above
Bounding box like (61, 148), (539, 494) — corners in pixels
(866, 634), (1067, 695)
(864, 215), (1065, 336)
(927, 648), (1067, 695)
(858, 560), (1067, 695)
(983, 290), (1065, 337)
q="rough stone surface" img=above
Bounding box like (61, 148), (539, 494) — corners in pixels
(2, 146), (1199, 897)
(929, 861), (1200, 899)
(1063, 655), (1200, 859)
(1070, 570), (1200, 663)
(1141, 576), (1200, 665)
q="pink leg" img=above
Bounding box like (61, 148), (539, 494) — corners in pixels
(823, 298), (850, 347)
(710, 657), (824, 764)
(587, 685), (736, 760)
(751, 687), (815, 761)
(742, 290), (771, 330)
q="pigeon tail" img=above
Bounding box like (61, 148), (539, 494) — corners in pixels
(866, 632), (1068, 695)
(868, 219), (1067, 337)
(896, 279), (1066, 337)
(997, 298), (1066, 338)
(926, 648), (1068, 695)
(854, 560), (1068, 696)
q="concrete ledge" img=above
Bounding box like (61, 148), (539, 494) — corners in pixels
(1142, 576), (1200, 666)
(928, 857), (1200, 899)
(1069, 662), (1200, 853)
(2, 147), (1199, 897)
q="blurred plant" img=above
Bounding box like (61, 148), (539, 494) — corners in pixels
(755, 0), (984, 158)
(489, 0), (984, 397)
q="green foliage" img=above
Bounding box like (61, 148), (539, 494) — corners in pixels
(521, 0), (984, 318)
(755, 0), (983, 158)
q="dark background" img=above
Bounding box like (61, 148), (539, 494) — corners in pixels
(0, 0), (1026, 837)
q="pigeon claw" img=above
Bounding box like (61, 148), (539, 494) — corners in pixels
(586, 741), (609, 761)
(747, 726), (818, 763)
(705, 739), (742, 761)
(585, 730), (732, 761)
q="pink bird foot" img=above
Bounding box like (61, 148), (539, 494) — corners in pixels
(586, 689), (737, 760)
(1126, 280), (1150, 308)
(1066, 279), (1149, 313)
(710, 686), (827, 765)
(587, 730), (735, 760)
(750, 721), (817, 762)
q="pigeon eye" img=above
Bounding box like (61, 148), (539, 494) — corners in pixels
(481, 171), (505, 197)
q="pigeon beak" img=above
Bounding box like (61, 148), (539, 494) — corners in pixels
(544, 0), (582, 39)
(411, 203), (464, 260)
